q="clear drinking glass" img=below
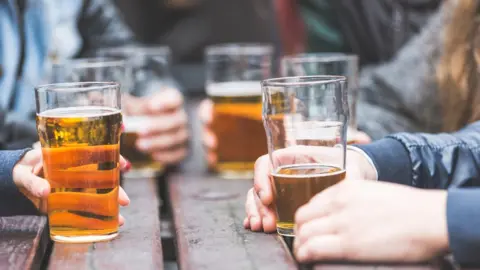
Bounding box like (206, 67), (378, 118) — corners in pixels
(97, 46), (172, 177)
(262, 76), (348, 237)
(35, 82), (122, 243)
(281, 53), (360, 143)
(205, 44), (273, 179)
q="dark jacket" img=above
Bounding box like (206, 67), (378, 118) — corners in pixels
(0, 149), (38, 216)
(357, 121), (480, 266)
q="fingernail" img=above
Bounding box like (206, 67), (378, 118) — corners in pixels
(120, 123), (125, 133)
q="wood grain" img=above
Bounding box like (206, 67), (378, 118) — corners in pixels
(48, 177), (162, 270)
(0, 216), (49, 270)
(169, 173), (297, 270)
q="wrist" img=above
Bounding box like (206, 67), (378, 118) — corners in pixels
(417, 190), (449, 255)
(347, 146), (378, 180)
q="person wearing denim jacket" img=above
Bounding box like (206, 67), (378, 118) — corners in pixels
(244, 121), (480, 266)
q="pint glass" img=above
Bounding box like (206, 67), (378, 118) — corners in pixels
(36, 82), (122, 243)
(98, 46), (172, 176)
(206, 44), (273, 179)
(262, 76), (348, 237)
(281, 54), (360, 143)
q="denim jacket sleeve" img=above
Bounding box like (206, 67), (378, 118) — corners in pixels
(356, 121), (480, 189)
(0, 149), (38, 216)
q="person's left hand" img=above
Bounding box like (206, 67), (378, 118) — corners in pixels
(123, 88), (189, 165)
(294, 180), (449, 263)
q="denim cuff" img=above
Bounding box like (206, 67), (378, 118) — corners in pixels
(447, 188), (480, 266)
(355, 138), (412, 186)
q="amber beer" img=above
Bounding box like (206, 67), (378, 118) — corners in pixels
(272, 164), (346, 236)
(121, 116), (163, 175)
(208, 81), (267, 179)
(37, 106), (122, 242)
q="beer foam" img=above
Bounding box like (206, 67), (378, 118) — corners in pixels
(38, 106), (121, 118)
(123, 115), (150, 132)
(206, 81), (262, 97)
(271, 163), (346, 178)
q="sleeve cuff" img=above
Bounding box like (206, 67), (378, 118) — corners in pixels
(0, 149), (31, 192)
(354, 138), (412, 186)
(447, 188), (480, 266)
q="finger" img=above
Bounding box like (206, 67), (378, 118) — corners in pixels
(120, 156), (132, 172)
(295, 183), (342, 227)
(206, 151), (218, 169)
(198, 99), (214, 125)
(243, 217), (250, 229)
(354, 131), (371, 145)
(253, 155), (274, 206)
(13, 165), (50, 198)
(136, 110), (188, 136)
(119, 214), (125, 227)
(294, 235), (344, 263)
(294, 217), (338, 250)
(21, 149), (42, 165)
(202, 128), (217, 150)
(137, 128), (189, 152)
(32, 141), (41, 149)
(147, 88), (184, 113)
(254, 190), (277, 233)
(245, 189), (262, 231)
(122, 94), (145, 115)
(118, 187), (130, 206)
(152, 147), (188, 165)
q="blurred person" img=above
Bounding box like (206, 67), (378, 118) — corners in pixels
(114, 0), (281, 93)
(0, 0), (188, 165)
(244, 120), (480, 266)
(0, 148), (130, 218)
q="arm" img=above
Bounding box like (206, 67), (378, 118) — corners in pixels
(356, 121), (480, 189)
(447, 188), (480, 266)
(356, 4), (448, 139)
(77, 0), (135, 57)
(0, 150), (38, 216)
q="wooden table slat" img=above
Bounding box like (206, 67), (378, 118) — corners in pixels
(0, 216), (49, 270)
(169, 173), (297, 270)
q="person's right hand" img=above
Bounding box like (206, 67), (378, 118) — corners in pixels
(243, 146), (377, 233)
(198, 99), (217, 168)
(13, 149), (131, 225)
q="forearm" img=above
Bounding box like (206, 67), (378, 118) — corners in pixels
(0, 150), (38, 216)
(447, 188), (480, 266)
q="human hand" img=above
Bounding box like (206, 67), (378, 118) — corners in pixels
(13, 149), (131, 226)
(198, 99), (217, 168)
(294, 180), (449, 263)
(244, 145), (377, 233)
(123, 88), (189, 165)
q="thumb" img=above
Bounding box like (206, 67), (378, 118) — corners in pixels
(198, 99), (214, 125)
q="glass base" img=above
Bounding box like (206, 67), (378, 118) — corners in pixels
(51, 232), (118, 243)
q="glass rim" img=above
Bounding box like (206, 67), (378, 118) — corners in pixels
(205, 43), (274, 56)
(98, 45), (171, 57)
(262, 75), (347, 87)
(53, 57), (126, 69)
(282, 53), (358, 64)
(35, 82), (120, 93)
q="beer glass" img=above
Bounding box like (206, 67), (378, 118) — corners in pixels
(206, 44), (273, 179)
(35, 82), (122, 243)
(281, 54), (360, 144)
(262, 76), (348, 237)
(98, 46), (172, 176)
